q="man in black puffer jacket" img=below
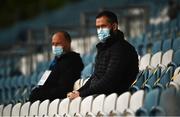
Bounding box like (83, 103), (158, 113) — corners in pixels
(67, 11), (139, 99)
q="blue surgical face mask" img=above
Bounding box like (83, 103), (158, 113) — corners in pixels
(97, 28), (110, 42)
(52, 45), (63, 56)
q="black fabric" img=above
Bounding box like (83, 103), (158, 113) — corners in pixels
(29, 51), (84, 102)
(78, 30), (139, 97)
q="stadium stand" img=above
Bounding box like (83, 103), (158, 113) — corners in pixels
(0, 0), (180, 116)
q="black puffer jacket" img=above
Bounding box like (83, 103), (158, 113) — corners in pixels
(78, 30), (139, 97)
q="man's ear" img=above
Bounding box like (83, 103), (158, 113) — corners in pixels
(112, 23), (118, 31)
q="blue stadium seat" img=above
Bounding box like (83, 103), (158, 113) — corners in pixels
(162, 39), (172, 53)
(172, 49), (180, 66)
(151, 40), (162, 54)
(158, 66), (174, 87)
(129, 70), (148, 93)
(136, 88), (161, 116)
(172, 37), (180, 50)
(81, 62), (94, 79)
(153, 87), (180, 116)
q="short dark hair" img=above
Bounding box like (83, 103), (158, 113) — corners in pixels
(96, 10), (118, 24)
(61, 31), (71, 43)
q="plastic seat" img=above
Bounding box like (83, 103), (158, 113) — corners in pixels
(139, 53), (151, 70)
(132, 69), (149, 90)
(136, 88), (161, 116)
(151, 40), (162, 54)
(113, 91), (131, 115)
(11, 102), (22, 116)
(161, 49), (173, 67)
(20, 101), (31, 116)
(173, 73), (180, 86)
(78, 95), (94, 116)
(38, 99), (50, 116)
(173, 66), (180, 77)
(162, 39), (172, 53)
(0, 105), (4, 117)
(102, 93), (118, 115)
(124, 90), (144, 116)
(129, 90), (144, 112)
(158, 66), (174, 87)
(29, 100), (40, 116)
(82, 78), (89, 85)
(73, 79), (84, 90)
(2, 104), (12, 116)
(58, 98), (70, 116)
(86, 94), (106, 116)
(81, 63), (94, 79)
(48, 99), (60, 116)
(143, 69), (159, 91)
(68, 97), (82, 116)
(154, 87), (180, 116)
(172, 37), (180, 50)
(82, 53), (93, 66)
(173, 49), (180, 66)
(150, 51), (162, 68)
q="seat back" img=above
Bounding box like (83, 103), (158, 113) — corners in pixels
(73, 79), (81, 90)
(150, 51), (162, 68)
(116, 91), (131, 114)
(129, 90), (145, 112)
(38, 99), (50, 116)
(58, 98), (70, 116)
(29, 100), (40, 116)
(162, 39), (172, 52)
(143, 88), (161, 113)
(159, 87), (180, 116)
(173, 74), (180, 86)
(173, 49), (180, 66)
(139, 53), (151, 70)
(151, 40), (162, 54)
(11, 103), (22, 116)
(161, 49), (173, 67)
(48, 99), (60, 116)
(0, 105), (4, 117)
(172, 37), (180, 50)
(73, 79), (84, 90)
(103, 93), (118, 114)
(83, 78), (89, 85)
(173, 66), (180, 77)
(2, 104), (12, 116)
(80, 95), (93, 116)
(69, 97), (82, 116)
(91, 94), (106, 115)
(20, 101), (31, 116)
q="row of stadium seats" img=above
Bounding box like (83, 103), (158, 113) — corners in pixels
(130, 66), (180, 93)
(129, 14), (180, 56)
(0, 82), (179, 116)
(0, 12), (179, 116)
(133, 36), (180, 56)
(0, 48), (179, 105)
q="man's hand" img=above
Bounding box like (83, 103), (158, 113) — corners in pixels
(67, 90), (80, 100)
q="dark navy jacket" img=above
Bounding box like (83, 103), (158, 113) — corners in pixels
(29, 51), (84, 102)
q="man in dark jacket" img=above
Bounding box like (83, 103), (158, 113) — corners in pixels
(67, 11), (139, 99)
(29, 31), (84, 102)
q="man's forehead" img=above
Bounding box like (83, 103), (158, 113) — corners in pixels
(96, 16), (110, 23)
(52, 33), (65, 41)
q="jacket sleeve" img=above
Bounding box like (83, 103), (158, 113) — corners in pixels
(60, 54), (84, 86)
(79, 45), (129, 97)
(49, 54), (84, 94)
